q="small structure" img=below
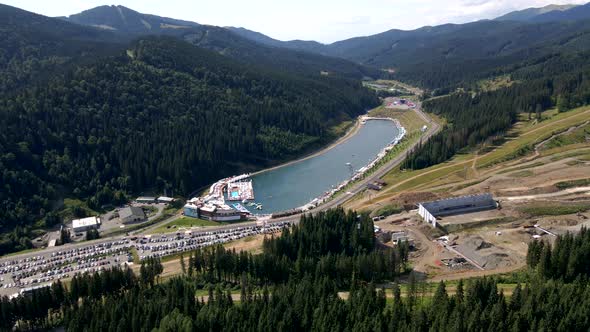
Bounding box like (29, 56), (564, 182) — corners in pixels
(48, 239), (57, 247)
(157, 196), (175, 204)
(367, 183), (383, 191)
(391, 231), (413, 247)
(418, 194), (497, 227)
(119, 206), (146, 224)
(72, 216), (101, 233)
(136, 197), (156, 204)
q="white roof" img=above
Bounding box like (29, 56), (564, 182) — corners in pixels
(158, 196), (175, 202)
(72, 216), (100, 228)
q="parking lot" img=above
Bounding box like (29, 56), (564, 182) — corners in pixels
(0, 221), (290, 297)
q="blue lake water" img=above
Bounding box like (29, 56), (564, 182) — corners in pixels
(250, 120), (399, 213)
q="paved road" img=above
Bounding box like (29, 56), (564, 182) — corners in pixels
(301, 106), (440, 215)
(0, 107), (440, 296)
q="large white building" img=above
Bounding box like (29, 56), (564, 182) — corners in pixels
(72, 216), (101, 233)
(418, 194), (497, 227)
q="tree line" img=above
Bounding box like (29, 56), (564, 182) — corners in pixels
(402, 51), (590, 170)
(0, 36), (379, 254)
(3, 214), (590, 331)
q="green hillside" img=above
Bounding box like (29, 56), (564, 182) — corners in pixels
(0, 6), (379, 253)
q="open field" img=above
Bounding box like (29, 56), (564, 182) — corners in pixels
(369, 106), (427, 133)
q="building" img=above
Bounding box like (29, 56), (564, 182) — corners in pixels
(184, 203), (200, 218)
(418, 194), (497, 227)
(199, 204), (246, 221)
(72, 216), (101, 233)
(157, 196), (175, 204)
(136, 197), (156, 204)
(183, 202), (247, 222)
(119, 206), (146, 224)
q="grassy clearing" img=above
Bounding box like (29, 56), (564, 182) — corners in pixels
(555, 178), (590, 190)
(477, 75), (517, 92)
(477, 107), (590, 168)
(369, 106), (427, 133)
(60, 198), (100, 220)
(548, 146), (590, 161)
(152, 217), (221, 234)
(541, 122), (590, 151)
(329, 120), (353, 138)
(519, 203), (590, 216)
(129, 247), (140, 264)
(370, 204), (404, 218)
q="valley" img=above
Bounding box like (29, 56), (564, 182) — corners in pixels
(2, 1), (590, 331)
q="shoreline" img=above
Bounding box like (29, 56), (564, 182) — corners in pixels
(250, 116), (364, 177)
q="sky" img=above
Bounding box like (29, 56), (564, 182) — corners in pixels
(4, 0), (589, 43)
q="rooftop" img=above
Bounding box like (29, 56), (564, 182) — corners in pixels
(420, 193), (495, 211)
(119, 206), (145, 220)
(136, 196), (156, 201)
(72, 216), (100, 228)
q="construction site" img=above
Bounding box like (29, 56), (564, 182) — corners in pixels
(350, 106), (590, 281)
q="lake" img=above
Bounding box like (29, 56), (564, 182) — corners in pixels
(249, 119), (400, 213)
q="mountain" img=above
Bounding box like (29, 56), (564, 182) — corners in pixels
(223, 3), (590, 89)
(227, 27), (328, 54)
(0, 4), (127, 93)
(0, 5), (379, 253)
(60, 5), (200, 34)
(494, 4), (578, 22)
(531, 2), (590, 22)
(61, 6), (380, 80)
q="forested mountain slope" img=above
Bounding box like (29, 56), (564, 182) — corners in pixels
(229, 5), (590, 89)
(61, 5), (381, 80)
(0, 7), (379, 253)
(530, 2), (590, 22)
(0, 4), (125, 93)
(60, 5), (200, 34)
(494, 4), (579, 22)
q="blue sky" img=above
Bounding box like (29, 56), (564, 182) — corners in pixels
(5, 0), (588, 43)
